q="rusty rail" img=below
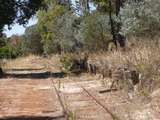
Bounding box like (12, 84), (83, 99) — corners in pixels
(46, 60), (69, 120)
(50, 78), (69, 120)
(46, 60), (119, 120)
(80, 86), (119, 120)
(72, 79), (120, 120)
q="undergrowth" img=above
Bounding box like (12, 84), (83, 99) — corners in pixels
(89, 38), (160, 95)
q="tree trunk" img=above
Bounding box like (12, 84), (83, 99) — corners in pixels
(108, 0), (117, 48)
(80, 0), (90, 14)
(116, 0), (123, 16)
(0, 67), (3, 78)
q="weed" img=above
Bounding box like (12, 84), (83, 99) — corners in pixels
(68, 110), (76, 120)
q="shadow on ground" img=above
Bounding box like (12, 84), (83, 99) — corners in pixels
(2, 71), (66, 79)
(0, 116), (65, 120)
(4, 68), (45, 71)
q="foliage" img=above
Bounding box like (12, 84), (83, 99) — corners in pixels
(0, 45), (18, 59)
(92, 0), (110, 12)
(77, 12), (112, 51)
(10, 35), (21, 46)
(37, 3), (67, 54)
(120, 0), (160, 37)
(60, 53), (77, 72)
(0, 0), (44, 34)
(60, 53), (88, 73)
(92, 0), (122, 14)
(21, 25), (43, 55)
(37, 0), (82, 54)
(0, 0), (16, 33)
(0, 34), (8, 47)
(51, 12), (82, 53)
(0, 34), (20, 58)
(9, 34), (23, 56)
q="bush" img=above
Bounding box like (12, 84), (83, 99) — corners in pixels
(60, 53), (88, 73)
(0, 45), (18, 58)
(0, 34), (8, 47)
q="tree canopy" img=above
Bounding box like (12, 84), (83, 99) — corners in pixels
(1, 0), (160, 55)
(0, 0), (44, 35)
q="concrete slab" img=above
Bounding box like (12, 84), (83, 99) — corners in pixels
(0, 79), (65, 120)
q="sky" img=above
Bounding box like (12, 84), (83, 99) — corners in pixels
(4, 18), (37, 37)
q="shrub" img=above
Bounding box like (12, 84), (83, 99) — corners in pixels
(0, 45), (18, 58)
(0, 34), (8, 47)
(60, 53), (88, 73)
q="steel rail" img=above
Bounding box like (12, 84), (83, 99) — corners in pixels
(46, 60), (69, 120)
(73, 79), (119, 120)
(50, 78), (69, 120)
(80, 86), (119, 120)
(46, 60), (119, 120)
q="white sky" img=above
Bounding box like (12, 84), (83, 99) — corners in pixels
(4, 18), (37, 37)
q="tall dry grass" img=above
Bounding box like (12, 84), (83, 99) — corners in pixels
(89, 38), (160, 94)
(2, 54), (61, 72)
(2, 54), (43, 69)
(2, 38), (160, 94)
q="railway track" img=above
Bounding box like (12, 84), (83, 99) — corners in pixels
(46, 61), (119, 120)
(46, 60), (69, 120)
(50, 77), (69, 120)
(72, 80), (119, 120)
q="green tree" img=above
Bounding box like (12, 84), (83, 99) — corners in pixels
(0, 0), (44, 76)
(120, 0), (160, 37)
(37, 0), (80, 54)
(77, 12), (112, 51)
(93, 0), (126, 48)
(37, 3), (66, 54)
(21, 25), (43, 55)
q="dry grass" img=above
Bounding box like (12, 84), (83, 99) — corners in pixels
(2, 38), (160, 94)
(2, 54), (61, 72)
(3, 54), (43, 69)
(89, 38), (160, 94)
